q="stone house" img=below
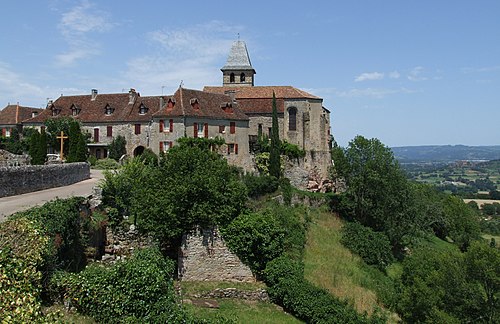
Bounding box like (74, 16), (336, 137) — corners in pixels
(17, 40), (332, 179)
(0, 104), (42, 138)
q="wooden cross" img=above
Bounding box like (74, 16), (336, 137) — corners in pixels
(56, 131), (68, 160)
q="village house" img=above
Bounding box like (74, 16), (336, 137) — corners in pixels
(10, 40), (332, 179)
(0, 104), (42, 137)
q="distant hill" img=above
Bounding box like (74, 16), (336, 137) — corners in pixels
(391, 145), (500, 163)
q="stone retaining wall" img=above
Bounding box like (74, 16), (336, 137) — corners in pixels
(179, 227), (255, 282)
(0, 162), (90, 197)
(190, 288), (269, 302)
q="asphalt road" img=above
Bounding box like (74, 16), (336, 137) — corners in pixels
(0, 169), (105, 222)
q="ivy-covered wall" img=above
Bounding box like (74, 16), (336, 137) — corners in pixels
(0, 162), (90, 197)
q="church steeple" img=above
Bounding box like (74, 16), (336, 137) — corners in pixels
(221, 40), (256, 87)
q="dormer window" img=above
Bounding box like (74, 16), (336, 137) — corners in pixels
(230, 73), (235, 83)
(139, 104), (148, 115)
(51, 108), (61, 116)
(31, 112), (38, 118)
(221, 103), (234, 114)
(190, 98), (200, 110)
(104, 104), (114, 116)
(167, 98), (175, 109)
(71, 104), (81, 116)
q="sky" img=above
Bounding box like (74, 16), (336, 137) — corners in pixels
(1, 0), (499, 147)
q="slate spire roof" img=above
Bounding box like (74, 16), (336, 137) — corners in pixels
(221, 40), (255, 73)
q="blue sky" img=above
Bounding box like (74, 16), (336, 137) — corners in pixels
(1, 0), (499, 147)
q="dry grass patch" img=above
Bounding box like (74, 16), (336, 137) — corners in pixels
(303, 210), (399, 322)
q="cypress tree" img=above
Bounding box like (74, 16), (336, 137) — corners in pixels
(67, 121), (79, 162)
(75, 133), (88, 162)
(269, 91), (281, 178)
(39, 127), (47, 164)
(29, 130), (40, 164)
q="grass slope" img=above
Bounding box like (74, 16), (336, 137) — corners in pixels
(303, 209), (399, 321)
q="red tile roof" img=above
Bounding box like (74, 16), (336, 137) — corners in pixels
(154, 87), (249, 121)
(0, 104), (43, 125)
(24, 91), (163, 124)
(203, 85), (320, 113)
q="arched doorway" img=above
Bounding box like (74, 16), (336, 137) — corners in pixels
(133, 146), (145, 157)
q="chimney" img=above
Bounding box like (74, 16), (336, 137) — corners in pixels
(15, 102), (19, 124)
(91, 89), (98, 101)
(47, 99), (53, 108)
(225, 90), (236, 103)
(129, 88), (137, 105)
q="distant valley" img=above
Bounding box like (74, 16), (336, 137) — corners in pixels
(391, 145), (500, 163)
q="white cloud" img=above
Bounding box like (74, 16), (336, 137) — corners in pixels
(55, 1), (114, 67)
(407, 66), (427, 81)
(124, 21), (244, 95)
(0, 62), (45, 106)
(389, 71), (400, 79)
(354, 72), (384, 82)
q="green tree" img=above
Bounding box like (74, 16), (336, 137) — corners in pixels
(107, 135), (127, 161)
(44, 117), (74, 157)
(332, 136), (417, 248)
(66, 121), (87, 162)
(28, 129), (46, 165)
(269, 91), (281, 178)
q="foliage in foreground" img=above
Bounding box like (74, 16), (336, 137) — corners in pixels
(398, 242), (499, 323)
(51, 248), (190, 323)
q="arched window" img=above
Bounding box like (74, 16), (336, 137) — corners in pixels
(240, 73), (245, 82)
(230, 73), (235, 83)
(288, 107), (297, 131)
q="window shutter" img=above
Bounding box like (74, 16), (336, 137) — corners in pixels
(169, 119), (173, 132)
(107, 126), (112, 137)
(169, 141), (173, 148)
(159, 119), (164, 132)
(204, 123), (208, 138)
(193, 123), (198, 138)
(159, 141), (163, 152)
(230, 122), (235, 134)
(1, 128), (5, 137)
(235, 144), (238, 154)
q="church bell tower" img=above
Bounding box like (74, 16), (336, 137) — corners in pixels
(221, 40), (255, 87)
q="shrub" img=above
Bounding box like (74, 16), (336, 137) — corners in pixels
(341, 222), (394, 270)
(51, 248), (189, 323)
(281, 141), (305, 159)
(0, 218), (53, 322)
(94, 157), (120, 170)
(223, 212), (285, 274)
(139, 148), (158, 165)
(87, 155), (97, 166)
(242, 174), (279, 197)
(264, 256), (376, 323)
(108, 135), (127, 161)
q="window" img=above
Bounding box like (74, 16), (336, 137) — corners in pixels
(107, 126), (112, 137)
(240, 73), (245, 82)
(230, 73), (235, 83)
(288, 107), (297, 131)
(159, 141), (173, 153)
(198, 123), (204, 136)
(31, 112), (38, 118)
(227, 143), (238, 155)
(52, 108), (60, 116)
(94, 128), (99, 142)
(135, 124), (141, 135)
(5, 128), (11, 137)
(71, 105), (81, 116)
(139, 104), (148, 115)
(258, 124), (263, 137)
(268, 127), (272, 137)
(105, 105), (114, 115)
(230, 122), (236, 134)
(96, 149), (101, 159)
(219, 125), (226, 134)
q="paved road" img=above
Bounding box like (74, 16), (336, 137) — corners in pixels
(0, 169), (105, 221)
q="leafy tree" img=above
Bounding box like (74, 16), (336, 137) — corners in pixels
(332, 136), (417, 249)
(107, 135), (127, 161)
(45, 117), (74, 157)
(269, 91), (281, 178)
(28, 129), (46, 165)
(66, 121), (87, 162)
(442, 195), (481, 251)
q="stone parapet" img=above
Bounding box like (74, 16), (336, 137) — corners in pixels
(0, 162), (90, 198)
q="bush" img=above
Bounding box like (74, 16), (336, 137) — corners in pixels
(223, 212), (285, 274)
(108, 135), (127, 161)
(341, 222), (394, 270)
(281, 141), (305, 159)
(139, 148), (158, 165)
(264, 256), (376, 323)
(87, 155), (97, 166)
(51, 248), (189, 323)
(242, 174), (279, 197)
(94, 157), (120, 170)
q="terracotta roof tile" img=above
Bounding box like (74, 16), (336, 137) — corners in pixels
(203, 86), (320, 114)
(154, 87), (249, 121)
(0, 104), (43, 125)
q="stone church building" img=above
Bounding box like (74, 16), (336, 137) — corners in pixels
(18, 41), (332, 180)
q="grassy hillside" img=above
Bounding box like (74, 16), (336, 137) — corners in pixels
(391, 145), (500, 163)
(303, 209), (399, 321)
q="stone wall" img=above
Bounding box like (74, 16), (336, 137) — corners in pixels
(179, 227), (255, 282)
(0, 149), (30, 167)
(0, 162), (90, 197)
